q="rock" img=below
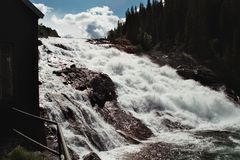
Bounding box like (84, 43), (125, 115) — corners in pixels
(98, 102), (153, 140)
(38, 81), (42, 85)
(116, 130), (141, 144)
(176, 65), (220, 89)
(53, 43), (73, 51)
(83, 152), (101, 160)
(53, 67), (117, 108)
(88, 73), (117, 107)
(38, 39), (43, 46)
(148, 51), (240, 104)
(161, 119), (192, 131)
(88, 38), (138, 53)
(87, 38), (110, 45)
(70, 64), (76, 69)
(125, 142), (203, 160)
(69, 148), (80, 160)
(42, 45), (52, 54)
(194, 130), (240, 147)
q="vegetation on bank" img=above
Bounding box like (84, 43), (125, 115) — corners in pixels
(38, 24), (60, 38)
(109, 0), (240, 56)
(0, 146), (47, 160)
(108, 0), (240, 95)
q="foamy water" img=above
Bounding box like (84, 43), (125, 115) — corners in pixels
(39, 37), (240, 159)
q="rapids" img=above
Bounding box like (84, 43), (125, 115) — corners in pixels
(39, 37), (240, 159)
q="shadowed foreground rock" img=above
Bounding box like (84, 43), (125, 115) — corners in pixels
(54, 66), (153, 140)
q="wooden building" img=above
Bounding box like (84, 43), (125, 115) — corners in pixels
(0, 0), (44, 143)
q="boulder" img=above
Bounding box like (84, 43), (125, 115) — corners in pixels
(53, 67), (117, 108)
(98, 102), (153, 140)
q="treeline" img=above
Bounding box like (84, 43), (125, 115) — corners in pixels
(108, 0), (240, 64)
(38, 24), (60, 38)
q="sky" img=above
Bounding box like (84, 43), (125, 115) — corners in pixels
(31, 0), (148, 38)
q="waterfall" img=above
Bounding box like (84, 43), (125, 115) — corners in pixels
(39, 37), (240, 159)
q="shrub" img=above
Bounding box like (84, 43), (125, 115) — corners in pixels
(0, 146), (47, 160)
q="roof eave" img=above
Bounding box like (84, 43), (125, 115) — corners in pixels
(21, 0), (44, 18)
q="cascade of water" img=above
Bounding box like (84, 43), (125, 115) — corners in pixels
(39, 37), (240, 159)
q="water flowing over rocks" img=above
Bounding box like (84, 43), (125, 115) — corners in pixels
(53, 66), (153, 141)
(39, 38), (240, 160)
(147, 51), (240, 104)
(89, 39), (240, 104)
(45, 93), (108, 151)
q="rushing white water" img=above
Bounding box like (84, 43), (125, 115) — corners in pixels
(39, 37), (240, 159)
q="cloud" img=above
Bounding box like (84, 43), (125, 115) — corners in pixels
(33, 3), (121, 39)
(50, 6), (120, 38)
(33, 3), (53, 15)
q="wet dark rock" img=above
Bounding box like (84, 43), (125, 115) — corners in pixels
(155, 111), (173, 117)
(88, 73), (117, 107)
(38, 39), (43, 46)
(70, 64), (76, 69)
(195, 130), (240, 147)
(98, 102), (153, 140)
(38, 81), (42, 85)
(53, 67), (117, 108)
(63, 107), (75, 120)
(87, 38), (109, 45)
(69, 148), (80, 160)
(42, 45), (52, 54)
(148, 52), (240, 104)
(125, 142), (202, 160)
(116, 130), (141, 144)
(125, 142), (228, 160)
(161, 119), (193, 131)
(149, 52), (222, 89)
(88, 38), (138, 53)
(83, 152), (101, 160)
(46, 93), (76, 121)
(176, 65), (221, 89)
(53, 43), (73, 51)
(82, 129), (107, 151)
